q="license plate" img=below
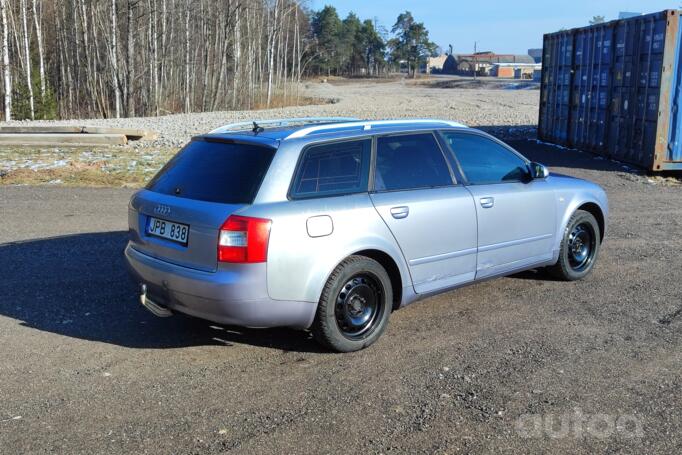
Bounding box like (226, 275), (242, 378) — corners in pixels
(147, 217), (189, 245)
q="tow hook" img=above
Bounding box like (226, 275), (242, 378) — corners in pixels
(139, 284), (173, 318)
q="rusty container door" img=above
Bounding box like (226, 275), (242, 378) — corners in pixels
(657, 11), (682, 171)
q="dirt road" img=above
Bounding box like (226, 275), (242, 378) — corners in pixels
(1, 140), (680, 453)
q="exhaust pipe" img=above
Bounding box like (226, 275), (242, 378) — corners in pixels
(139, 284), (173, 318)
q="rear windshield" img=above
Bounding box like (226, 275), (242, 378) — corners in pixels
(146, 139), (275, 204)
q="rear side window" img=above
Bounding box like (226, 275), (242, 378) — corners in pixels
(147, 139), (275, 204)
(442, 133), (529, 184)
(291, 139), (371, 198)
(375, 133), (453, 191)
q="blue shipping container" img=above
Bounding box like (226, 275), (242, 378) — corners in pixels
(539, 10), (682, 171)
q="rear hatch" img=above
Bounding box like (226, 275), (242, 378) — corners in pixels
(128, 138), (276, 272)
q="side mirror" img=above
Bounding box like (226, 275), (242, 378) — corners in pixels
(529, 162), (549, 180)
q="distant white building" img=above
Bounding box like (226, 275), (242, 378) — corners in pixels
(426, 54), (448, 74)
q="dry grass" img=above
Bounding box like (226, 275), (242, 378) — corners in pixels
(1, 166), (143, 187)
(0, 146), (179, 187)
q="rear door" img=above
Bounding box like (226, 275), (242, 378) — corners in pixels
(128, 138), (276, 272)
(370, 132), (478, 294)
(441, 131), (556, 278)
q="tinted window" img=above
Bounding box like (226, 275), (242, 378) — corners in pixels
(443, 133), (529, 184)
(146, 139), (275, 204)
(375, 134), (453, 191)
(291, 139), (371, 198)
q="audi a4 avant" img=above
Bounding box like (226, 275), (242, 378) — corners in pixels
(125, 118), (608, 352)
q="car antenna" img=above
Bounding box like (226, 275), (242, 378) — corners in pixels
(252, 121), (264, 134)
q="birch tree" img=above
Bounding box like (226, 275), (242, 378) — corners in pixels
(266, 0), (279, 107)
(30, 0), (44, 99)
(110, 0), (121, 117)
(183, 0), (189, 113)
(0, 0), (10, 120)
(125, 0), (137, 117)
(20, 0), (34, 119)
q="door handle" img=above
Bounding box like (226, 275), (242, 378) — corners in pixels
(390, 206), (409, 219)
(480, 197), (495, 209)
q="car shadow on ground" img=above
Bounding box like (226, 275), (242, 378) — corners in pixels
(0, 231), (324, 352)
(508, 268), (563, 282)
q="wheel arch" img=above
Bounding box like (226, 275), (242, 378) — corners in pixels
(352, 249), (404, 311)
(577, 202), (605, 242)
(312, 246), (411, 313)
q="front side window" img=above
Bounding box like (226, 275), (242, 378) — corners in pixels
(442, 133), (529, 184)
(291, 139), (371, 198)
(375, 133), (453, 191)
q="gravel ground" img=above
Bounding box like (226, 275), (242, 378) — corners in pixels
(0, 77), (540, 149)
(1, 139), (681, 454)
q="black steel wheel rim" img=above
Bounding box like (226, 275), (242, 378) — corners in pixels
(335, 273), (383, 339)
(567, 222), (596, 272)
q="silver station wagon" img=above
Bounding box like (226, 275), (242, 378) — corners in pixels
(125, 118), (608, 352)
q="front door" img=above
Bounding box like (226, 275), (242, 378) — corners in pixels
(442, 131), (556, 279)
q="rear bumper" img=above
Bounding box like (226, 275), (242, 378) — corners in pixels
(124, 243), (317, 329)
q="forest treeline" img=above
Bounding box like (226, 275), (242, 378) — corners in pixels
(0, 0), (435, 121)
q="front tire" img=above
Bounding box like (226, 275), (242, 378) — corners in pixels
(548, 209), (601, 281)
(312, 255), (393, 352)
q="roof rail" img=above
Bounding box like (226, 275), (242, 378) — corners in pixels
(209, 117), (360, 134)
(284, 119), (468, 140)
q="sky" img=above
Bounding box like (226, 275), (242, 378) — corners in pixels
(311, 0), (678, 55)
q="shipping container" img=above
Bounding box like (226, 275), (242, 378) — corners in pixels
(539, 10), (682, 171)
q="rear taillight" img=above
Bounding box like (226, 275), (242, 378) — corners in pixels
(218, 215), (272, 263)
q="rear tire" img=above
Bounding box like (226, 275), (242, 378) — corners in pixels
(548, 209), (601, 281)
(312, 255), (392, 352)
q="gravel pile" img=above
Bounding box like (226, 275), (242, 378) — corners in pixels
(0, 77), (540, 148)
